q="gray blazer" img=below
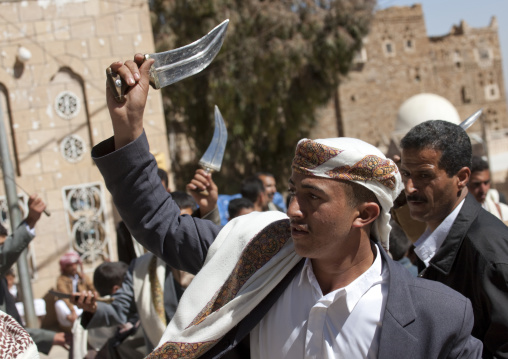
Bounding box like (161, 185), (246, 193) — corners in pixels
(0, 224), (56, 355)
(92, 132), (482, 359)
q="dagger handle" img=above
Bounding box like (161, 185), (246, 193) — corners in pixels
(106, 67), (129, 103)
(196, 167), (213, 196)
(106, 55), (157, 103)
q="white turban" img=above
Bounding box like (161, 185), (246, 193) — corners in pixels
(292, 137), (403, 249)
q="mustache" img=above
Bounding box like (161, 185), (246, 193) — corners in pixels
(289, 220), (308, 228)
(406, 194), (427, 202)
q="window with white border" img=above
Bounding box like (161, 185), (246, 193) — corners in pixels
(484, 84), (500, 101)
(55, 90), (81, 120)
(60, 134), (86, 163)
(62, 182), (111, 265)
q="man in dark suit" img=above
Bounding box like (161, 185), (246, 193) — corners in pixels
(83, 54), (482, 358)
(400, 120), (508, 358)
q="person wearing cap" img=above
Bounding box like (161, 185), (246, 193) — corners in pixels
(400, 120), (508, 358)
(82, 55), (482, 358)
(55, 250), (94, 330)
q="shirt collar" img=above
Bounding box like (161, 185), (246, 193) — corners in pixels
(414, 199), (465, 267)
(298, 243), (386, 313)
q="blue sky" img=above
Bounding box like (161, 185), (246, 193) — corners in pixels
(377, 0), (508, 100)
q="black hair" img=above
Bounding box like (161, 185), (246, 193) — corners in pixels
(255, 171), (274, 178)
(170, 191), (198, 212)
(228, 198), (254, 219)
(343, 181), (380, 209)
(0, 223), (7, 237)
(471, 156), (490, 173)
(400, 120), (472, 177)
(240, 176), (265, 203)
(93, 261), (129, 296)
(157, 168), (169, 189)
(5, 268), (15, 277)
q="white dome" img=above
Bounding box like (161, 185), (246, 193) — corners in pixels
(395, 93), (461, 132)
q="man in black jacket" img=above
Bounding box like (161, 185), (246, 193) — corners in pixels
(400, 120), (508, 359)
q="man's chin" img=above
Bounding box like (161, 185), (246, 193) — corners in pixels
(407, 203), (428, 222)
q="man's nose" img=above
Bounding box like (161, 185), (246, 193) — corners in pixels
(287, 196), (302, 218)
(404, 177), (417, 194)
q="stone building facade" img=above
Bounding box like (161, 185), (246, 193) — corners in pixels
(0, 0), (169, 297)
(312, 3), (508, 195)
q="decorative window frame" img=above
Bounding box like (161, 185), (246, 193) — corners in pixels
(484, 84), (500, 101)
(60, 134), (86, 163)
(62, 182), (111, 264)
(54, 90), (81, 120)
(475, 48), (493, 68)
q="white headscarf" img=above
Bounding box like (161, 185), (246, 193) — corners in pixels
(292, 137), (403, 249)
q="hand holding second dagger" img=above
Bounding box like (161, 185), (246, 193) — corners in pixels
(186, 169), (219, 217)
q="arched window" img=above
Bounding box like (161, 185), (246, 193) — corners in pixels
(48, 68), (92, 164)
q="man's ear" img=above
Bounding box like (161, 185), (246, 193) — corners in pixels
(456, 166), (471, 191)
(256, 192), (263, 205)
(352, 202), (380, 228)
(111, 285), (121, 295)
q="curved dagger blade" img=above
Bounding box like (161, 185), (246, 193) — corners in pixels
(459, 108), (482, 130)
(148, 19), (229, 89)
(199, 105), (228, 172)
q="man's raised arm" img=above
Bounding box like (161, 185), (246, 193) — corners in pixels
(92, 55), (221, 274)
(105, 54), (152, 149)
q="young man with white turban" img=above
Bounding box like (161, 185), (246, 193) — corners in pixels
(79, 55), (483, 358)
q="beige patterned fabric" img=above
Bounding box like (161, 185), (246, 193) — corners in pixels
(149, 255), (166, 327)
(148, 211), (296, 358)
(292, 138), (403, 249)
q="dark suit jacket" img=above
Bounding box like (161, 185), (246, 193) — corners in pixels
(82, 253), (182, 351)
(92, 133), (482, 359)
(418, 194), (508, 359)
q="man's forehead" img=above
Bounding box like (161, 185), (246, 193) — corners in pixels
(259, 174), (275, 183)
(401, 147), (442, 166)
(470, 169), (490, 180)
(288, 170), (342, 188)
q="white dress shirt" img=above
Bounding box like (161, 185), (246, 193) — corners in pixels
(250, 244), (388, 359)
(414, 199), (465, 267)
